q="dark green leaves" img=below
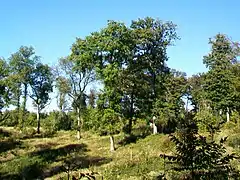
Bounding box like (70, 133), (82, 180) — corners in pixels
(29, 63), (53, 110)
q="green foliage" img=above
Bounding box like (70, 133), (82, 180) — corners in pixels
(29, 63), (53, 110)
(153, 70), (187, 133)
(160, 117), (239, 179)
(82, 106), (99, 131)
(8, 46), (40, 128)
(194, 107), (224, 140)
(20, 127), (37, 139)
(44, 111), (73, 131)
(55, 76), (71, 111)
(203, 34), (240, 114)
(56, 54), (95, 138)
(1, 110), (19, 126)
(0, 156), (43, 179)
(98, 108), (123, 136)
(0, 58), (11, 113)
(227, 134), (240, 149)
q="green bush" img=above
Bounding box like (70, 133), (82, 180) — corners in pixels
(53, 112), (73, 131)
(1, 110), (19, 127)
(24, 112), (37, 127)
(227, 134), (240, 148)
(41, 111), (73, 135)
(132, 121), (151, 138)
(41, 117), (56, 137)
(20, 127), (37, 139)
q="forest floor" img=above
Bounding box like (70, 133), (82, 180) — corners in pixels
(0, 126), (174, 180)
(1, 125), (240, 179)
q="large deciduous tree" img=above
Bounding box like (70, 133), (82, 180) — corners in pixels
(93, 17), (178, 136)
(57, 38), (95, 140)
(29, 63), (53, 133)
(9, 46), (39, 128)
(130, 17), (178, 121)
(0, 58), (11, 121)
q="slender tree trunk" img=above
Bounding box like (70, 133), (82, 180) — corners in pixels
(227, 107), (230, 122)
(110, 135), (115, 151)
(219, 109), (222, 115)
(153, 121), (158, 134)
(77, 107), (81, 140)
(17, 83), (21, 127)
(21, 83), (28, 128)
(128, 91), (134, 134)
(37, 105), (40, 134)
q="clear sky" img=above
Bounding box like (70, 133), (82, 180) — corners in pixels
(1, 0), (240, 111)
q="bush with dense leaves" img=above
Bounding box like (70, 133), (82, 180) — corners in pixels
(160, 117), (240, 179)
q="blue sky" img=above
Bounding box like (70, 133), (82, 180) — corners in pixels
(1, 0), (240, 111)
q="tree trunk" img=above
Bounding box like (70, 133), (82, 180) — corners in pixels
(128, 91), (134, 134)
(17, 83), (21, 127)
(21, 83), (28, 129)
(227, 107), (230, 122)
(77, 107), (81, 140)
(110, 135), (115, 151)
(219, 109), (222, 115)
(37, 105), (40, 134)
(153, 121), (158, 134)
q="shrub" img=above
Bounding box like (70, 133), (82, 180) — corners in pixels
(20, 127), (37, 139)
(24, 112), (37, 127)
(1, 110), (19, 127)
(160, 117), (240, 179)
(54, 112), (73, 131)
(227, 134), (240, 148)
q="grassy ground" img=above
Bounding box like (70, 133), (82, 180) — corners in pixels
(0, 127), (174, 180)
(1, 124), (240, 180)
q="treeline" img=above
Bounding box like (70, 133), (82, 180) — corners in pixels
(1, 17), (240, 153)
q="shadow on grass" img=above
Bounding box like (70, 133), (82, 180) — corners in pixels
(43, 155), (112, 178)
(0, 128), (12, 138)
(118, 125), (152, 146)
(0, 143), (112, 179)
(31, 143), (88, 162)
(0, 157), (44, 180)
(0, 138), (22, 154)
(0, 164), (44, 180)
(34, 142), (59, 149)
(19, 132), (56, 140)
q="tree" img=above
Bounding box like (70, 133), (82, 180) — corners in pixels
(130, 17), (178, 122)
(29, 63), (53, 133)
(100, 108), (122, 151)
(92, 17), (178, 135)
(187, 73), (206, 112)
(160, 116), (239, 179)
(0, 58), (11, 121)
(58, 37), (95, 139)
(203, 34), (240, 122)
(88, 89), (96, 108)
(55, 76), (71, 113)
(95, 20), (134, 135)
(152, 70), (187, 133)
(9, 46), (39, 128)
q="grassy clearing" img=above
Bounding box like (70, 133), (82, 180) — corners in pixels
(0, 127), (174, 179)
(1, 126), (239, 179)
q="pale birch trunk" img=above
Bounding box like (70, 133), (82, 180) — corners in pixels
(227, 107), (230, 122)
(110, 135), (115, 151)
(153, 121), (158, 134)
(219, 109), (222, 115)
